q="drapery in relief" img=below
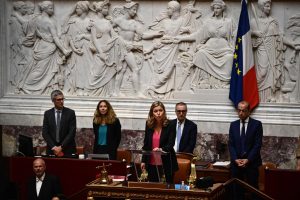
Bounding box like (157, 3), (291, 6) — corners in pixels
(63, 2), (94, 96)
(251, 0), (284, 102)
(19, 1), (71, 94)
(87, 1), (118, 97)
(191, 0), (235, 90)
(145, 1), (191, 99)
(4, 0), (300, 103)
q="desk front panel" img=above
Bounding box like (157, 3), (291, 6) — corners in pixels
(196, 168), (230, 183)
(86, 181), (226, 200)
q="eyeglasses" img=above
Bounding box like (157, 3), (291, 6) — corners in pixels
(237, 109), (248, 113)
(176, 110), (187, 113)
(55, 98), (65, 102)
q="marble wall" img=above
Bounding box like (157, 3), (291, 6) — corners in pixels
(2, 125), (299, 169)
(1, 0), (300, 169)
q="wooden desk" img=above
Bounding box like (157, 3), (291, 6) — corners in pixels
(265, 168), (300, 200)
(86, 180), (225, 200)
(196, 165), (230, 183)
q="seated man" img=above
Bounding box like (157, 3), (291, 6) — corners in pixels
(28, 158), (63, 200)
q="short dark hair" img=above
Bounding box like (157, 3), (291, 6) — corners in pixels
(51, 90), (64, 102)
(175, 102), (187, 110)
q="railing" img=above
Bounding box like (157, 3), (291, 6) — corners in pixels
(223, 178), (274, 200)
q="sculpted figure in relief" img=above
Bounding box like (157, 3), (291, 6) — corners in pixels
(20, 1), (36, 61)
(19, 1), (71, 94)
(174, 0), (203, 91)
(193, 0), (235, 90)
(111, 0), (144, 97)
(281, 14), (300, 102)
(251, 0), (285, 102)
(143, 0), (191, 99)
(175, 0), (235, 90)
(87, 0), (119, 97)
(63, 1), (93, 96)
(9, 1), (27, 89)
(10, 1), (38, 93)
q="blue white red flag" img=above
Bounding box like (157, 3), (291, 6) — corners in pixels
(229, 0), (259, 110)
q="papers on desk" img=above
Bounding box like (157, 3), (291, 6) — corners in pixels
(110, 175), (125, 182)
(212, 161), (230, 168)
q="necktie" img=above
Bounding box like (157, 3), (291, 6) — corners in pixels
(56, 110), (61, 143)
(240, 120), (246, 157)
(177, 122), (182, 152)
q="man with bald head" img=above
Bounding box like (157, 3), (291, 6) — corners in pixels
(228, 100), (263, 199)
(28, 158), (63, 200)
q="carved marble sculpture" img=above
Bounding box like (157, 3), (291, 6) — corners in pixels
(87, 0), (118, 97)
(63, 1), (93, 96)
(191, 0), (235, 90)
(19, 1), (72, 94)
(112, 0), (145, 97)
(143, 0), (191, 99)
(4, 0), (300, 103)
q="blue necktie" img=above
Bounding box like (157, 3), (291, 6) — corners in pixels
(177, 123), (182, 152)
(240, 120), (246, 157)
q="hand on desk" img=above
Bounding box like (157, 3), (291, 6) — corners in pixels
(153, 147), (162, 151)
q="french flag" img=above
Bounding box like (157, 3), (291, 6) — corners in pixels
(229, 0), (259, 110)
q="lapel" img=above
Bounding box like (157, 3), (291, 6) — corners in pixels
(245, 117), (253, 139)
(159, 126), (167, 147)
(49, 108), (56, 127)
(59, 107), (65, 131)
(38, 175), (46, 198)
(147, 128), (154, 148)
(32, 178), (38, 198)
(181, 119), (189, 140)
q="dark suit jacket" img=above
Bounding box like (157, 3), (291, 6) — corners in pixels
(171, 118), (197, 153)
(142, 122), (179, 177)
(27, 173), (62, 200)
(93, 118), (121, 160)
(42, 107), (77, 155)
(228, 117), (263, 168)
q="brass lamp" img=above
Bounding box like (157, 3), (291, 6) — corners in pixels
(188, 158), (197, 188)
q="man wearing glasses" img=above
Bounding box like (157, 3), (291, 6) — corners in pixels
(171, 102), (197, 154)
(42, 90), (77, 157)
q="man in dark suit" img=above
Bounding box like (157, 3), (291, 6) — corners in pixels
(228, 100), (263, 198)
(42, 90), (76, 157)
(28, 158), (63, 200)
(171, 102), (197, 154)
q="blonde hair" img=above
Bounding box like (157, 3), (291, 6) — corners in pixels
(146, 101), (169, 128)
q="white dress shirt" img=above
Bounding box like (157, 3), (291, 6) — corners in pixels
(36, 173), (45, 196)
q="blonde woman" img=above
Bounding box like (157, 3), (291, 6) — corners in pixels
(141, 101), (178, 183)
(93, 100), (121, 160)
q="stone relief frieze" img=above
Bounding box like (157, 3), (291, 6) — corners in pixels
(6, 0), (300, 103)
